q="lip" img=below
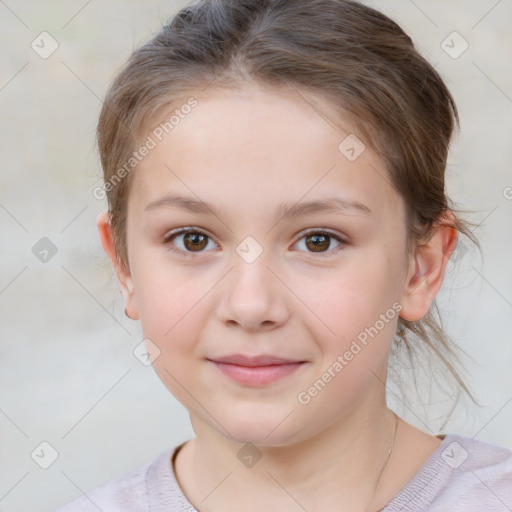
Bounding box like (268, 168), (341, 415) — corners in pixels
(208, 354), (304, 366)
(207, 354), (307, 386)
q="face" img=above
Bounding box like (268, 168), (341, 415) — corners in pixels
(109, 84), (422, 446)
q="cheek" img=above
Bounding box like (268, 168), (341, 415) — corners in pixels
(135, 270), (209, 405)
(132, 252), (197, 321)
(301, 263), (392, 330)
(133, 263), (204, 351)
(297, 260), (399, 364)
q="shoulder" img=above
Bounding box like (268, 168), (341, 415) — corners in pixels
(436, 434), (512, 504)
(385, 434), (512, 512)
(55, 446), (177, 512)
(450, 433), (512, 466)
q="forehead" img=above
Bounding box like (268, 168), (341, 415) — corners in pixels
(130, 85), (404, 225)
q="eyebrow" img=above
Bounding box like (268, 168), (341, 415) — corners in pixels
(144, 194), (372, 223)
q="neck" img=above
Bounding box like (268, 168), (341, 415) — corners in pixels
(178, 394), (399, 512)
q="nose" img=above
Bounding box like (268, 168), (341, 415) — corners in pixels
(215, 254), (291, 332)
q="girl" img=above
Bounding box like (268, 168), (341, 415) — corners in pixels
(57, 0), (512, 510)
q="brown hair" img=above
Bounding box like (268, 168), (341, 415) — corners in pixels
(97, 0), (483, 426)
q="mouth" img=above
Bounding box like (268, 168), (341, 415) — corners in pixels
(206, 355), (307, 386)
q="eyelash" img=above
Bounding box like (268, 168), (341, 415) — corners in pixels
(163, 227), (346, 259)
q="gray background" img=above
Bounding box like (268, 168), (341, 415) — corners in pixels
(0, 1), (511, 511)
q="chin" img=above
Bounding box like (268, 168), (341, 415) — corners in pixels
(221, 411), (308, 448)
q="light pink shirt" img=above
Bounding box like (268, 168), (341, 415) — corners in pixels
(56, 433), (512, 511)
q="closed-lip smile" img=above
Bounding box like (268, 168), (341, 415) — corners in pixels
(207, 354), (305, 366)
(207, 354), (307, 386)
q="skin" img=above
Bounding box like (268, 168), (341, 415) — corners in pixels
(98, 83), (457, 511)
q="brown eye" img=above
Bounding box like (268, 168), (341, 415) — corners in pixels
(183, 232), (208, 251)
(164, 228), (217, 256)
(294, 230), (344, 256)
(305, 233), (330, 252)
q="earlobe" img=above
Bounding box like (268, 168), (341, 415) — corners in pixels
(96, 211), (139, 320)
(399, 213), (458, 322)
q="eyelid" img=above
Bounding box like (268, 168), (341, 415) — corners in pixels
(297, 227), (346, 241)
(164, 226), (216, 241)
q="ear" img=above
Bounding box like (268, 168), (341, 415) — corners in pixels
(96, 211), (139, 320)
(399, 211), (458, 322)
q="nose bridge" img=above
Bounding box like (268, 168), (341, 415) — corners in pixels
(230, 240), (277, 303)
(216, 239), (289, 330)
